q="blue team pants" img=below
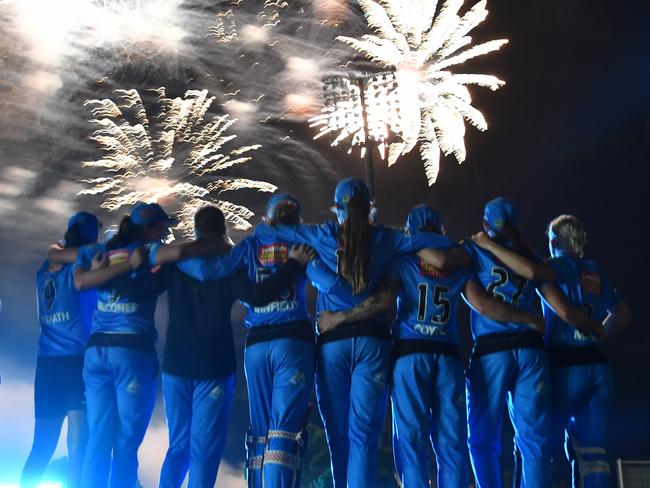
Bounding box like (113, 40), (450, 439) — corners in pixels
(159, 373), (235, 488)
(551, 364), (613, 488)
(244, 338), (315, 488)
(466, 348), (551, 488)
(391, 352), (469, 488)
(81, 346), (158, 488)
(315, 336), (390, 488)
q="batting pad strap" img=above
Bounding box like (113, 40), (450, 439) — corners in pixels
(575, 446), (607, 456)
(263, 449), (302, 470)
(246, 455), (263, 470)
(267, 429), (305, 447)
(581, 460), (611, 477)
(246, 434), (267, 446)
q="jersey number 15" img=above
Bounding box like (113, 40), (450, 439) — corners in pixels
(417, 284), (451, 324)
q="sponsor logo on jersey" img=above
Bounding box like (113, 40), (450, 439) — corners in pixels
(258, 243), (288, 266)
(44, 279), (56, 311)
(252, 300), (298, 314)
(108, 249), (129, 266)
(290, 370), (306, 386)
(418, 258), (453, 279)
(580, 271), (601, 295)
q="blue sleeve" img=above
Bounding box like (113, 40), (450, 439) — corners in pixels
(72, 244), (98, 273)
(388, 228), (455, 254)
(176, 238), (249, 282)
(306, 257), (339, 292)
(601, 275), (620, 311)
(254, 222), (335, 248)
(384, 257), (402, 282)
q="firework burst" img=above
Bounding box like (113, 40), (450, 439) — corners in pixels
(79, 88), (276, 236)
(331, 0), (508, 184)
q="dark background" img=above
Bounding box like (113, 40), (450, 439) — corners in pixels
(1, 0), (649, 485)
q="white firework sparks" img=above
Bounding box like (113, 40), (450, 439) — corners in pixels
(79, 88), (276, 236)
(330, 0), (509, 184)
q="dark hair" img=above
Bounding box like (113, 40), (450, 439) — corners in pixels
(268, 201), (300, 226)
(64, 223), (93, 248)
(106, 215), (144, 250)
(194, 206), (226, 237)
(338, 194), (371, 295)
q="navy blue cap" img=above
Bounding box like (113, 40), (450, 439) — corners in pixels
(406, 205), (443, 233)
(483, 197), (517, 237)
(130, 202), (175, 226)
(67, 211), (100, 245)
(266, 193), (301, 220)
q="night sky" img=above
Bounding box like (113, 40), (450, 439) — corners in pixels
(1, 0), (649, 485)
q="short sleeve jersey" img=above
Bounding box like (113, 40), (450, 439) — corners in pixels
(36, 261), (96, 356)
(74, 243), (162, 338)
(386, 254), (473, 345)
(542, 255), (619, 348)
(464, 240), (539, 338)
(254, 222), (455, 312)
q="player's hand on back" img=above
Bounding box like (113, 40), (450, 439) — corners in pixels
(91, 252), (108, 270)
(471, 231), (493, 250)
(289, 244), (316, 266)
(128, 247), (148, 270)
(317, 311), (344, 334)
(527, 313), (546, 335)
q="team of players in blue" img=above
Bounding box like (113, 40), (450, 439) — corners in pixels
(22, 177), (632, 488)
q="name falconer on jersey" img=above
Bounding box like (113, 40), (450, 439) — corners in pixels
(97, 290), (138, 313)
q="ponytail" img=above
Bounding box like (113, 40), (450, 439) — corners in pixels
(338, 194), (371, 294)
(106, 215), (143, 250)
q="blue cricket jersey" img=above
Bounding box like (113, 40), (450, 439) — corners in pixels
(74, 243), (161, 338)
(172, 235), (310, 328)
(36, 261), (96, 356)
(464, 240), (539, 338)
(541, 254), (619, 348)
(253, 222), (455, 312)
(386, 254), (473, 345)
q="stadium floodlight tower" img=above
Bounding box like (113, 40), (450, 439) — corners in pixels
(311, 70), (404, 198)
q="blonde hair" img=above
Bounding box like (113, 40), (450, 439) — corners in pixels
(548, 214), (587, 257)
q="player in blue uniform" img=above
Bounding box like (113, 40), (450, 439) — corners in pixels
(72, 203), (173, 488)
(317, 205), (545, 488)
(471, 214), (632, 488)
(462, 197), (553, 488)
(21, 212), (100, 488)
(252, 179), (468, 487)
(152, 197), (318, 488)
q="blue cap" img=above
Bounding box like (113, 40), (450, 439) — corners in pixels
(266, 193), (301, 220)
(331, 177), (372, 223)
(483, 197), (517, 237)
(130, 202), (175, 226)
(67, 211), (100, 245)
(406, 205), (443, 233)
(333, 177), (371, 207)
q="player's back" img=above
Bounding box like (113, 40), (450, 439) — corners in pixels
(464, 240), (539, 338)
(543, 255), (618, 348)
(389, 253), (470, 345)
(37, 261), (95, 356)
(243, 234), (310, 327)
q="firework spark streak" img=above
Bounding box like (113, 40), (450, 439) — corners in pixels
(323, 0), (508, 184)
(79, 88), (276, 236)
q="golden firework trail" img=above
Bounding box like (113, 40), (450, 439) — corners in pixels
(79, 88), (276, 236)
(323, 0), (508, 184)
